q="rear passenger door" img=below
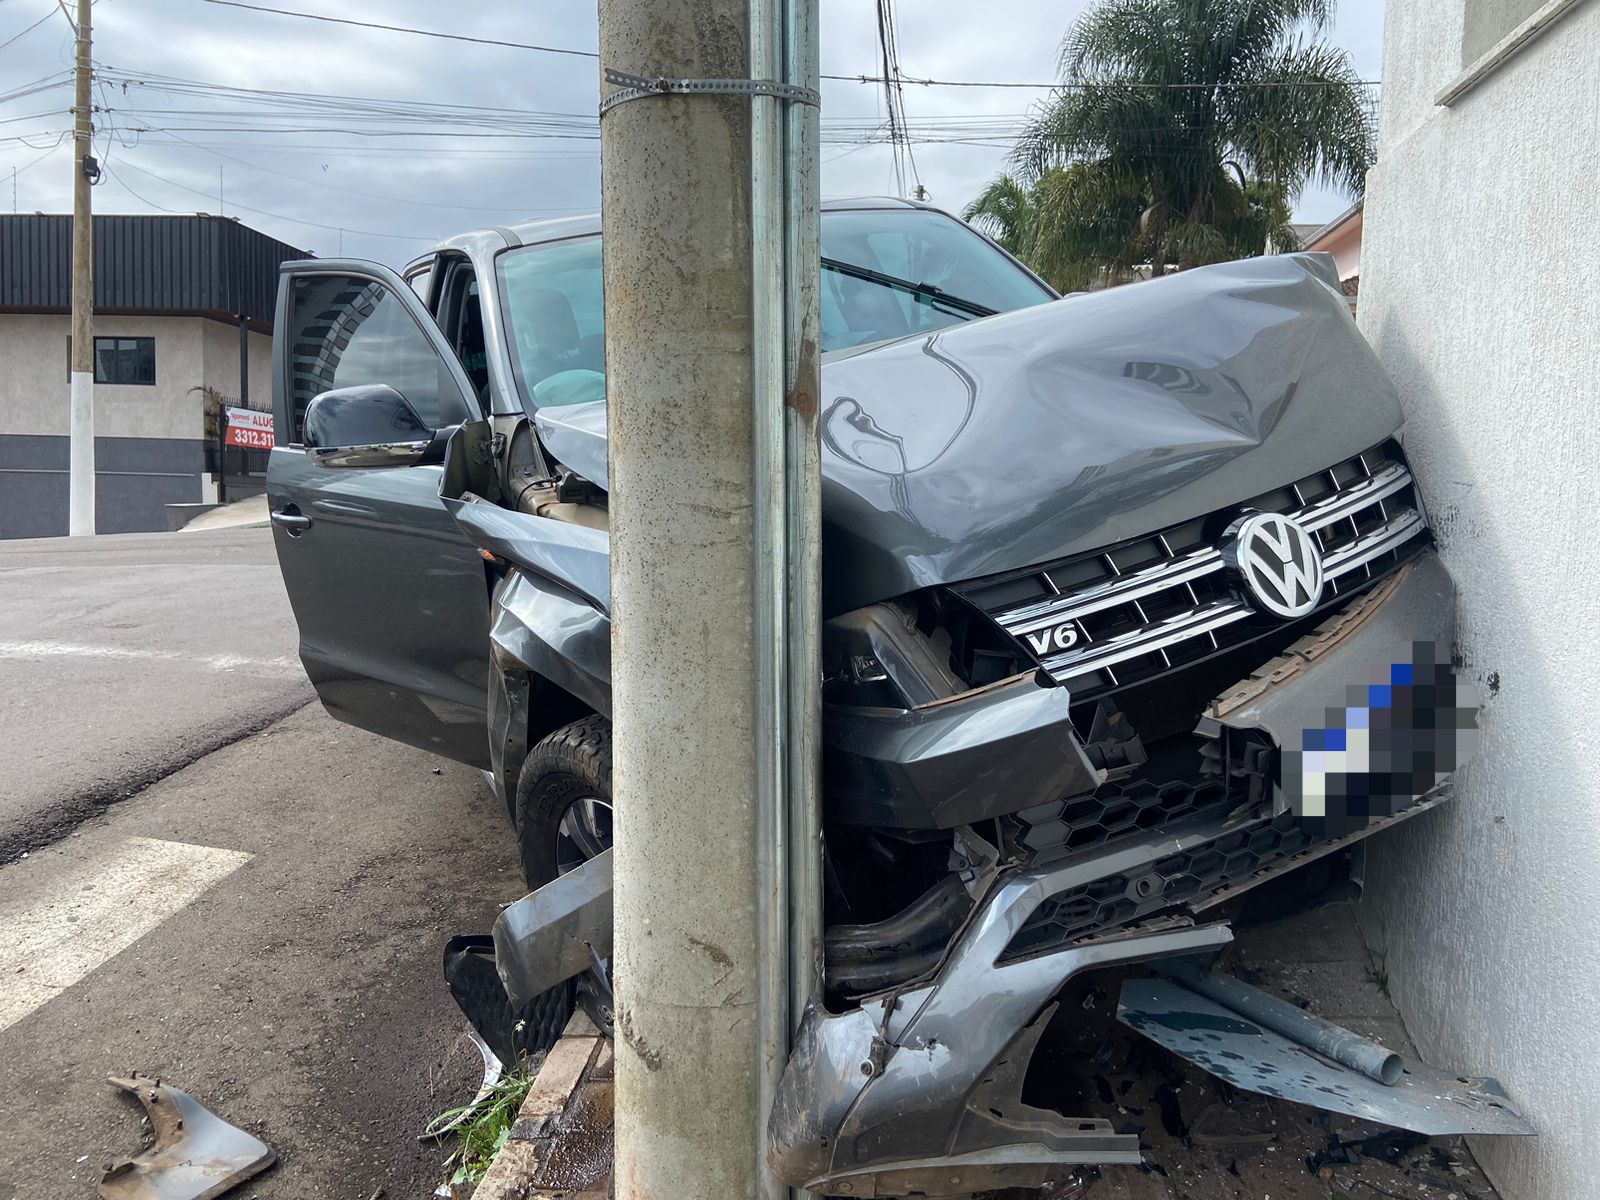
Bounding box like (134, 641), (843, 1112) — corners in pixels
(266, 259), (494, 767)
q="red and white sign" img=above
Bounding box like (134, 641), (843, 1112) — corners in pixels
(224, 407), (274, 449)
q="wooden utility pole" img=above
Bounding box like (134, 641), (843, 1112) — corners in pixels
(68, 0), (95, 536)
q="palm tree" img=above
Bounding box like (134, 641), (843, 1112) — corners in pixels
(977, 0), (1373, 284)
(963, 174), (1041, 265)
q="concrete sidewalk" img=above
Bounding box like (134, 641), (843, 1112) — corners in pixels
(179, 493), (270, 532)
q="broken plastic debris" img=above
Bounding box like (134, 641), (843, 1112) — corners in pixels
(420, 1028), (503, 1141)
(99, 1073), (275, 1200)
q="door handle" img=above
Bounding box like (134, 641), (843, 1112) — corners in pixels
(271, 505), (312, 535)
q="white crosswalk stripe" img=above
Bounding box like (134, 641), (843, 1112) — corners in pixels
(0, 640), (300, 675)
(0, 836), (253, 1033)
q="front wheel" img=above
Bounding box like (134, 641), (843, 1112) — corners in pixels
(513, 714), (615, 1032)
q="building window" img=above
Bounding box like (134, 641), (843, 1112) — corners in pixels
(93, 336), (156, 385)
(1462, 0), (1544, 64)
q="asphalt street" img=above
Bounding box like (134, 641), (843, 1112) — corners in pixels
(0, 528), (315, 858)
(0, 704), (525, 1198)
(0, 527), (525, 1196)
(0, 529), (1502, 1200)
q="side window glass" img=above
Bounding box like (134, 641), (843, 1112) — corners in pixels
(405, 265), (433, 304)
(287, 274), (467, 443)
(454, 275), (491, 402)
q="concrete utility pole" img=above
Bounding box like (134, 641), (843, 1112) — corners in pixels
(68, 0), (95, 536)
(599, 0), (821, 1193)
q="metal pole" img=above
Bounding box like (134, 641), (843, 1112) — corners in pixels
(216, 407), (228, 506)
(238, 315), (249, 407)
(750, 0), (791, 1189)
(780, 0), (824, 1060)
(600, 0), (820, 1193)
(67, 0), (94, 536)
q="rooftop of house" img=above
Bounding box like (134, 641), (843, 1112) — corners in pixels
(1301, 201), (1364, 250)
(0, 213), (311, 328)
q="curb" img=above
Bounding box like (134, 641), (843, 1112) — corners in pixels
(473, 1011), (614, 1200)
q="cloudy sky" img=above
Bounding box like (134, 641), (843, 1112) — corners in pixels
(2, 0), (1384, 266)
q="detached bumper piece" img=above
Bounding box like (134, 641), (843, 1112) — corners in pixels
(493, 847), (613, 1010)
(767, 842), (1235, 1197)
(771, 549), (1494, 1193)
(100, 1074), (275, 1200)
(1118, 968), (1534, 1138)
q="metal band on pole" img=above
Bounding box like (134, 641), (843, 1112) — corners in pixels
(600, 68), (820, 114)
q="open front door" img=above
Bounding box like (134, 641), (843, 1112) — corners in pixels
(266, 258), (493, 767)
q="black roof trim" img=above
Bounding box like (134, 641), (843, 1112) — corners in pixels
(0, 213), (312, 327)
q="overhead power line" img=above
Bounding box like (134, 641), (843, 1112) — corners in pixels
(96, 66), (1148, 148)
(109, 154), (437, 242)
(0, 129), (69, 145)
(149, 126), (594, 216)
(101, 67), (594, 122)
(191, 1), (1379, 92)
(198, 0), (599, 59)
(825, 74), (1381, 89)
(0, 70), (72, 106)
(0, 5), (57, 52)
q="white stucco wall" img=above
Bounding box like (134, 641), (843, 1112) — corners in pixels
(1356, 3), (1600, 1197)
(0, 313), (272, 439)
(0, 314), (205, 440)
(199, 317), (273, 412)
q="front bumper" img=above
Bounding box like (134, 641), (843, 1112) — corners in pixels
(769, 551), (1484, 1194)
(824, 674), (1100, 829)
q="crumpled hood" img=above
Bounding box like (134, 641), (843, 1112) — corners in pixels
(816, 253), (1401, 612)
(537, 253), (1403, 616)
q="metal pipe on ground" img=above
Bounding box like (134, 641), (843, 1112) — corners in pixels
(600, 0), (821, 1194)
(1160, 958), (1404, 1086)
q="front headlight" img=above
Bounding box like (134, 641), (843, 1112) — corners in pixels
(823, 593), (1025, 709)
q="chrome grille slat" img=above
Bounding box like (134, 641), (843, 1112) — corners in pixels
(1003, 546), (1224, 633)
(1324, 509), (1426, 578)
(1297, 462), (1410, 531)
(1038, 601), (1254, 677)
(979, 447), (1428, 691)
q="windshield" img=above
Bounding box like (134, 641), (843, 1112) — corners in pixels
(820, 209), (1052, 347)
(496, 208), (1054, 410)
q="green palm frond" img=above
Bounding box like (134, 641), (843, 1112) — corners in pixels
(962, 174), (1039, 260)
(1033, 160), (1151, 287)
(1229, 41), (1376, 197)
(988, 0), (1372, 283)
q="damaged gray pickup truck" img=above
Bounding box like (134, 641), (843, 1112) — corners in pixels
(266, 198), (1528, 1197)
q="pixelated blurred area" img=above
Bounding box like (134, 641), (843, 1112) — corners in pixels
(1281, 641), (1479, 838)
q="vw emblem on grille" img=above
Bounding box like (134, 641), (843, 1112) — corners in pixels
(1226, 512), (1325, 619)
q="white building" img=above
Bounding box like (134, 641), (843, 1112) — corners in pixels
(1357, 2), (1600, 1196)
(0, 214), (306, 537)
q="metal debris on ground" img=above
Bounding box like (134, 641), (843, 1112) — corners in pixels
(1017, 904), (1513, 1200)
(1117, 976), (1534, 1136)
(421, 1028), (505, 1141)
(99, 1073), (275, 1200)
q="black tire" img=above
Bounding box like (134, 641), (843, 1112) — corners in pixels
(512, 715), (616, 1034)
(513, 714), (614, 889)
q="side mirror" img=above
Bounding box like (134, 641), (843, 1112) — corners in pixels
(304, 384), (438, 468)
